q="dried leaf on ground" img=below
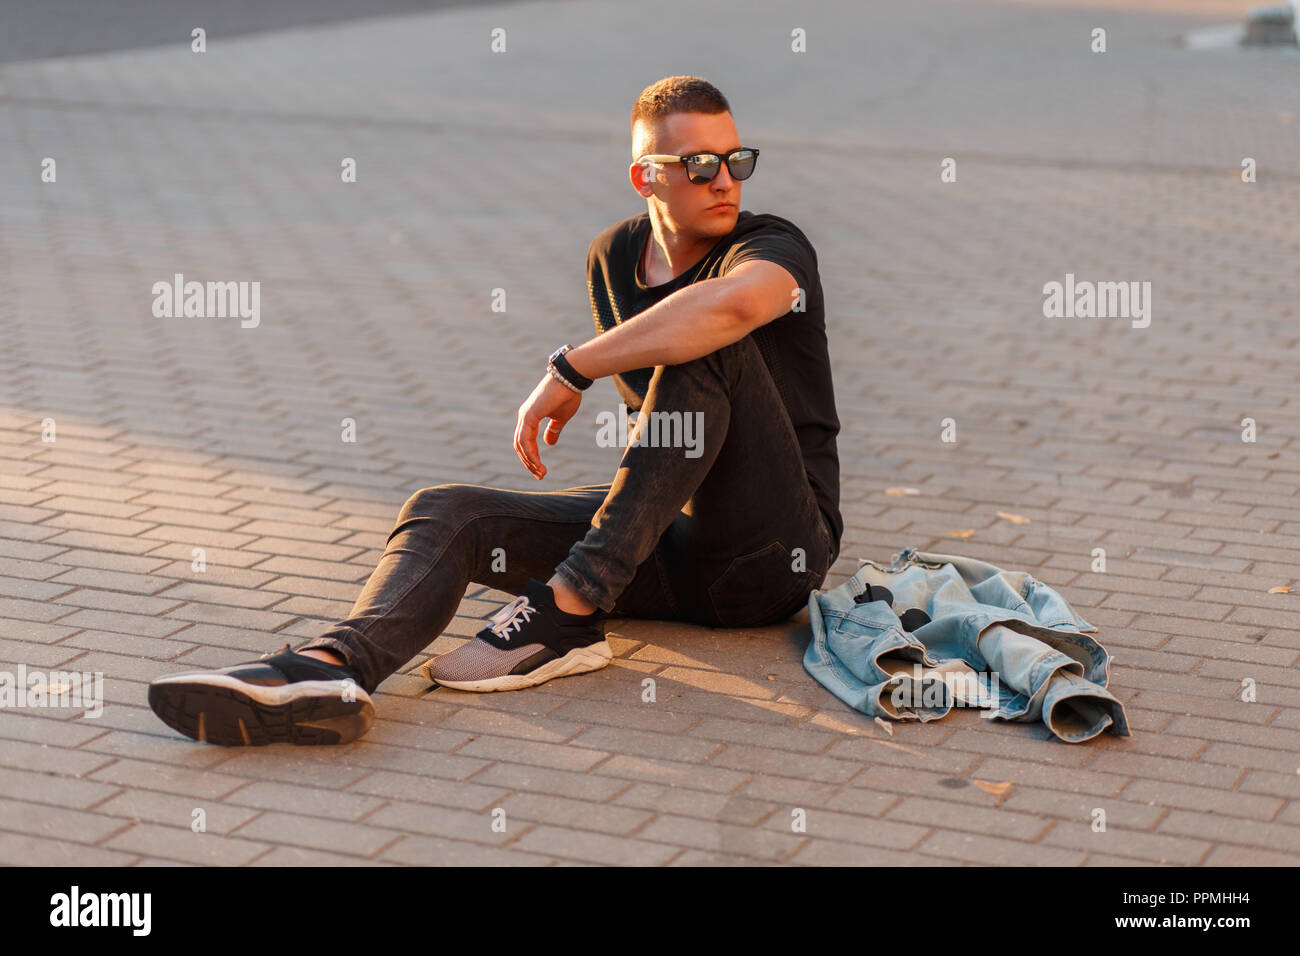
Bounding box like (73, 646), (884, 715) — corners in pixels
(974, 779), (1013, 805)
(996, 511), (1031, 525)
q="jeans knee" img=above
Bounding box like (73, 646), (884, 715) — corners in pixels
(651, 338), (745, 398)
(694, 333), (762, 388)
(706, 332), (760, 365)
(400, 483), (486, 522)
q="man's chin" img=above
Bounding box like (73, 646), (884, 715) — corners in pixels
(699, 209), (739, 232)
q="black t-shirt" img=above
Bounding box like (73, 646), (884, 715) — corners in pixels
(585, 209), (842, 558)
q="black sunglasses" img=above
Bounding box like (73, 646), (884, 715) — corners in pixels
(637, 147), (760, 185)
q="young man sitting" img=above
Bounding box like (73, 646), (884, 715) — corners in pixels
(147, 75), (842, 746)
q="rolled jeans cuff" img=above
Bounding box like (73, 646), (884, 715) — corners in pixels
(553, 559), (616, 614)
(296, 632), (377, 695)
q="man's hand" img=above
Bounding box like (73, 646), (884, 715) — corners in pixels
(515, 374), (582, 479)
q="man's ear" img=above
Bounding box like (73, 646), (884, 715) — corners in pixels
(630, 161), (654, 196)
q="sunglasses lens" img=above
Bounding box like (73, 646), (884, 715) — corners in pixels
(728, 149), (757, 180)
(685, 154), (720, 184)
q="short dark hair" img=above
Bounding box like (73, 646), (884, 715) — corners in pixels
(630, 75), (731, 157)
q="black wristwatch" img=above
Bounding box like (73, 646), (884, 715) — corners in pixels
(547, 344), (593, 392)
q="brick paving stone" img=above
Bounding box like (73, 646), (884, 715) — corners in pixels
(436, 706), (587, 744)
(1041, 824), (1211, 866)
(681, 715), (842, 753)
(1201, 845), (1299, 866)
(1156, 809), (1300, 853)
(613, 782), (775, 824)
(635, 812), (805, 861)
(76, 729), (241, 770)
(221, 779), (388, 821)
(917, 830), (1087, 867)
(102, 823), (273, 866)
(0, 738), (116, 777)
(49, 588), (188, 617)
(508, 823), (686, 866)
(251, 846), (400, 866)
(1120, 779), (1284, 822)
(497, 791), (655, 836)
(345, 768), (509, 811)
(545, 696), (701, 735)
(377, 835), (557, 866)
(87, 758), (255, 801)
(1200, 742), (1300, 774)
(997, 786), (1168, 829)
(0, 796), (134, 845)
(1238, 770), (1300, 801)
(785, 840), (957, 867)
(231, 811), (404, 857)
(568, 724), (723, 765)
(0, 831), (141, 866)
(95, 790), (263, 835)
(0, 764), (120, 809)
(454, 735), (609, 773)
(830, 736), (984, 776)
(884, 795), (1054, 842)
(707, 743), (859, 784)
(591, 754), (751, 794)
(625, 686), (811, 724)
(763, 807), (932, 851)
(0, 635), (88, 667)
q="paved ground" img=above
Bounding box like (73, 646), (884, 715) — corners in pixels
(0, 0), (546, 64)
(0, 0), (1297, 866)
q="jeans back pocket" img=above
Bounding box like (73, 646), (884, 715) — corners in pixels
(707, 538), (823, 628)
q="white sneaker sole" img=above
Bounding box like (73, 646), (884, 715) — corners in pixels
(148, 673), (374, 745)
(423, 640), (613, 692)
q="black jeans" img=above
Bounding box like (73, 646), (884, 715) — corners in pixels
(299, 334), (837, 695)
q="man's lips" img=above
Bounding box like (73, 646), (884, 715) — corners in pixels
(706, 202), (736, 211)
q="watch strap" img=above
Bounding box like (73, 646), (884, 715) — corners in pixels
(550, 345), (593, 390)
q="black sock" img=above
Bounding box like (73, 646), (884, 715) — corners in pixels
(552, 601), (602, 621)
(291, 648), (359, 680)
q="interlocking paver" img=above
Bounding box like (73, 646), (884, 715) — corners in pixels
(508, 824), (680, 866)
(377, 835), (556, 866)
(102, 823), (272, 866)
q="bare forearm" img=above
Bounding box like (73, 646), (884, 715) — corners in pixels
(565, 279), (748, 381)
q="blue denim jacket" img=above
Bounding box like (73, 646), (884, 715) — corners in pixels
(803, 547), (1130, 743)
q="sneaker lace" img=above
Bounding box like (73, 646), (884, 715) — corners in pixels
(488, 595), (536, 642)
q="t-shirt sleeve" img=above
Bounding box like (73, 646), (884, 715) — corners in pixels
(720, 224), (816, 298)
(586, 233), (614, 335)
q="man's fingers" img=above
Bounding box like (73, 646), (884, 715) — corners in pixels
(515, 413), (545, 479)
(543, 418), (564, 445)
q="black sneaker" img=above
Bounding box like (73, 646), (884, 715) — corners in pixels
(147, 643), (374, 745)
(420, 577), (611, 692)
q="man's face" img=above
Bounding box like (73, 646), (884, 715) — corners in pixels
(632, 110), (743, 239)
